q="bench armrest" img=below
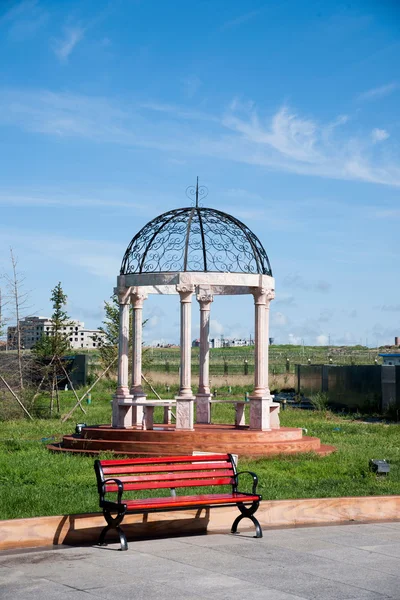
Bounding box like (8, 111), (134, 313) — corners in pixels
(100, 478), (124, 505)
(233, 471), (259, 495)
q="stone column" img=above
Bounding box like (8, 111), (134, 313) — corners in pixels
(130, 291), (147, 427)
(196, 291), (213, 423)
(175, 285), (195, 430)
(249, 288), (275, 430)
(113, 292), (133, 428)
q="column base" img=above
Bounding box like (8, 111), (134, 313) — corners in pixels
(249, 396), (274, 431)
(112, 394), (133, 428)
(195, 393), (212, 424)
(175, 396), (195, 430)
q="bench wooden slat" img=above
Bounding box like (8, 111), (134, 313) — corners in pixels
(112, 470), (234, 485)
(102, 462), (234, 476)
(123, 492), (259, 511)
(105, 476), (233, 492)
(99, 454), (230, 467)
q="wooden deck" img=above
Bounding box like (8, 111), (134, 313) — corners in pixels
(49, 424), (335, 458)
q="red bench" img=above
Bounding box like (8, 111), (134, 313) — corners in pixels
(94, 453), (262, 550)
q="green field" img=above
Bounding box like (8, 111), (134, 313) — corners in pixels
(0, 384), (399, 520)
(139, 344), (386, 376)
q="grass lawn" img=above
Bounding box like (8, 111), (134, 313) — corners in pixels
(0, 387), (399, 520)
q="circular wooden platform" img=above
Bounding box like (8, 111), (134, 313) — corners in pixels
(49, 424), (335, 458)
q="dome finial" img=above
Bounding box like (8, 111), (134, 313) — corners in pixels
(186, 178), (208, 207)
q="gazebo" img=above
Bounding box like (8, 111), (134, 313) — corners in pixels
(113, 180), (279, 432)
(50, 182), (333, 457)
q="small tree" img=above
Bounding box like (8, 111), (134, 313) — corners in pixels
(33, 283), (71, 414)
(34, 283), (71, 358)
(97, 295), (120, 375)
(98, 294), (151, 379)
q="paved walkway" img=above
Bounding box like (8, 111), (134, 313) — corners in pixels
(0, 522), (400, 599)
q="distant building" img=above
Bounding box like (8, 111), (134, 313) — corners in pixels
(7, 316), (105, 350)
(208, 337), (253, 348)
(395, 337), (400, 347)
(192, 339), (200, 348)
(379, 353), (400, 366)
(228, 338), (252, 347)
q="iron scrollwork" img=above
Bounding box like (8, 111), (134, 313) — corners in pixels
(120, 207), (272, 276)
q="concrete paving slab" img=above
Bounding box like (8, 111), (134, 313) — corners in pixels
(360, 543), (400, 558)
(228, 563), (391, 600)
(306, 544), (400, 576)
(0, 575), (93, 600)
(83, 575), (309, 600)
(83, 578), (207, 600)
(290, 558), (400, 596)
(0, 523), (398, 600)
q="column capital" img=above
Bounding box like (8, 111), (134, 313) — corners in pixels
(176, 284), (195, 302)
(117, 287), (131, 305)
(196, 292), (214, 307)
(252, 287), (275, 305)
(130, 290), (148, 309)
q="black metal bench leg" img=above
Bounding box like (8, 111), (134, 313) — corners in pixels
(99, 524), (112, 546)
(231, 502), (262, 538)
(98, 509), (128, 550)
(116, 526), (128, 551)
(231, 513), (245, 534)
(248, 514), (263, 538)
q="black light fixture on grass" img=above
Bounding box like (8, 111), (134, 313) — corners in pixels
(369, 459), (390, 475)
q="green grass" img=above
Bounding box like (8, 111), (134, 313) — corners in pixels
(1, 387), (400, 520)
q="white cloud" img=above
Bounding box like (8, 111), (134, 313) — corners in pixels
(371, 128), (389, 143)
(316, 334), (329, 345)
(210, 319), (224, 336)
(283, 274), (331, 293)
(288, 333), (302, 345)
(223, 106), (320, 163)
(53, 25), (85, 62)
(272, 311), (287, 326)
(378, 305), (400, 312)
(357, 82), (398, 102)
(0, 0), (48, 40)
(147, 315), (159, 328)
(0, 189), (151, 212)
(0, 228), (122, 280)
(374, 209), (400, 218)
(274, 293), (295, 307)
(1, 88), (400, 188)
(221, 103), (400, 187)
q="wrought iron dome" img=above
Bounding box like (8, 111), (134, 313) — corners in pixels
(121, 185), (272, 276)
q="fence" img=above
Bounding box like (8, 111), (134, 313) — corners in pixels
(146, 348), (381, 377)
(296, 364), (391, 412)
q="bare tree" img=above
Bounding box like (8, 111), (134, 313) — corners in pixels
(3, 249), (32, 389)
(0, 287), (4, 341)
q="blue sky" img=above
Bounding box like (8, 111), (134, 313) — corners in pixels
(0, 0), (399, 347)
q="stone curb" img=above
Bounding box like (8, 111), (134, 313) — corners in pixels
(1, 495), (400, 552)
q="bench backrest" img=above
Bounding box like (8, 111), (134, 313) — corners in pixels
(95, 454), (236, 494)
